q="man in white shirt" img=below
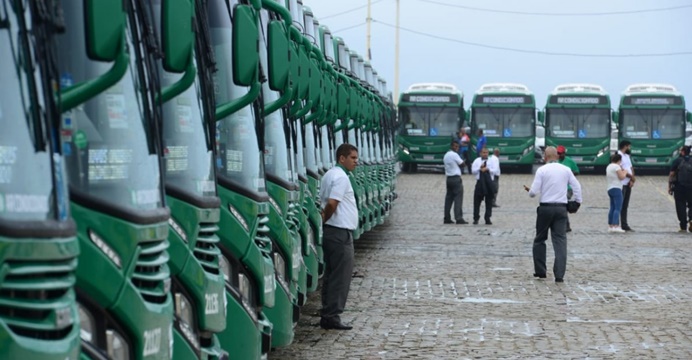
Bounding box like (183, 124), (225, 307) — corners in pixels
(443, 140), (467, 224)
(617, 140), (636, 231)
(488, 148), (502, 207)
(524, 146), (582, 283)
(319, 144), (359, 330)
(471, 147), (500, 225)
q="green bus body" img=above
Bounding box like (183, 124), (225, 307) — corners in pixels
(469, 83), (536, 172)
(542, 84), (612, 170)
(397, 83), (465, 173)
(58, 2), (175, 359)
(0, 1), (80, 358)
(616, 84), (690, 169)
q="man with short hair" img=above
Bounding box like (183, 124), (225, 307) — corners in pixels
(557, 145), (579, 232)
(319, 144), (359, 330)
(618, 140), (636, 231)
(471, 147), (499, 225)
(669, 145), (692, 232)
(443, 140), (467, 224)
(524, 146), (583, 283)
(488, 148), (502, 207)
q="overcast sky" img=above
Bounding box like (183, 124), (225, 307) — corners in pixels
(305, 0), (692, 107)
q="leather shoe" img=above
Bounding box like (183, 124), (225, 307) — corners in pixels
(456, 219), (468, 224)
(485, 220), (492, 225)
(320, 318), (353, 330)
(621, 226), (634, 232)
(555, 278), (564, 283)
(444, 219), (454, 224)
(472, 220), (478, 225)
(533, 273), (546, 279)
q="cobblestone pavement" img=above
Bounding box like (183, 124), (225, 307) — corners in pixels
(270, 169), (692, 359)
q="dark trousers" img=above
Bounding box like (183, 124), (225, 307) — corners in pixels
(444, 176), (464, 221)
(621, 184), (632, 228)
(320, 225), (354, 321)
(462, 150), (471, 174)
(473, 182), (492, 222)
(533, 205), (568, 280)
(673, 185), (692, 229)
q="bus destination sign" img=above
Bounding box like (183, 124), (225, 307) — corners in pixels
(625, 96), (683, 106)
(549, 96), (608, 105)
(475, 95), (533, 105)
(401, 94), (459, 103)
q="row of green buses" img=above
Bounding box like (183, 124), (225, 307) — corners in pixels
(398, 82), (690, 172)
(1, 0), (397, 359)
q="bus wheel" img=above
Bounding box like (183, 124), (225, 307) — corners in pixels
(401, 162), (411, 173)
(523, 164), (534, 174)
(410, 163), (418, 173)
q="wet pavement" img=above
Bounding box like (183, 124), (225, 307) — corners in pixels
(270, 169), (692, 359)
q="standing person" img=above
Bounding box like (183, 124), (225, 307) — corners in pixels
(557, 145), (579, 232)
(471, 147), (499, 225)
(488, 148), (502, 207)
(606, 153), (628, 233)
(443, 141), (468, 224)
(476, 128), (487, 157)
(618, 140), (636, 231)
(319, 143), (359, 330)
(457, 128), (471, 174)
(523, 146), (582, 283)
(669, 145), (692, 232)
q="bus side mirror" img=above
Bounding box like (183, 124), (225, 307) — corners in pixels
(613, 111), (619, 124)
(537, 111), (545, 125)
(267, 20), (289, 91)
(465, 110), (470, 122)
(687, 112), (692, 123)
(233, 4), (259, 87)
(162, 0), (194, 73)
(85, 0), (124, 61)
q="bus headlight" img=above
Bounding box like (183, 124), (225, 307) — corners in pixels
(175, 292), (200, 351)
(273, 251), (289, 291)
(106, 329), (130, 360)
(522, 145), (534, 156)
(307, 228), (317, 255)
(78, 304), (95, 344)
(219, 255), (231, 284)
(673, 149), (680, 158)
(597, 145), (610, 158)
(238, 273), (251, 307)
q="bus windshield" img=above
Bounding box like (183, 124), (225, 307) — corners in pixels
(0, 19), (58, 221)
(546, 108), (610, 139)
(620, 109), (684, 140)
(398, 107), (460, 137)
(472, 108), (534, 138)
(58, 17), (163, 212)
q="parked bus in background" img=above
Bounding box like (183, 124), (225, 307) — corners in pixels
(468, 83), (536, 173)
(539, 84), (612, 172)
(397, 83), (465, 173)
(614, 84), (691, 170)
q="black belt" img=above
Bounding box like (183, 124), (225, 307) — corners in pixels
(540, 203), (567, 207)
(446, 175), (461, 177)
(324, 224), (353, 231)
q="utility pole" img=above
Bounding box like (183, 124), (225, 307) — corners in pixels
(394, 0), (400, 105)
(366, 0), (372, 60)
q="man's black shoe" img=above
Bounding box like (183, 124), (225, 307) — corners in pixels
(492, 203), (500, 208)
(472, 220), (479, 225)
(622, 226), (634, 232)
(444, 219), (454, 224)
(485, 220), (492, 225)
(533, 273), (546, 279)
(456, 219), (468, 224)
(320, 318), (352, 330)
(555, 278), (564, 283)
(566, 227), (572, 233)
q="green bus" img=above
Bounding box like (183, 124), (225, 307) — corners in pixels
(397, 83), (465, 173)
(1, 1), (80, 358)
(469, 83), (536, 173)
(615, 84), (691, 169)
(539, 84), (612, 171)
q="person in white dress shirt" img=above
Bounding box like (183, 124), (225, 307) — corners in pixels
(523, 146), (582, 283)
(488, 148), (502, 207)
(471, 147), (500, 225)
(443, 141), (467, 224)
(617, 140), (636, 231)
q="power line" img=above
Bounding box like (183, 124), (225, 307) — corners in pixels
(418, 0), (692, 16)
(321, 0), (383, 20)
(333, 22), (367, 34)
(374, 20), (692, 58)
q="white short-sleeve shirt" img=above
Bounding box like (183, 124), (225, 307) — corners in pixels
(618, 150), (632, 185)
(319, 166), (358, 230)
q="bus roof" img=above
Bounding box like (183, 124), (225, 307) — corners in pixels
(552, 83), (607, 95)
(406, 83), (460, 94)
(622, 83), (680, 96)
(476, 83), (531, 95)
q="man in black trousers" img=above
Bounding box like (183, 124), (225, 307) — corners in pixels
(669, 145), (692, 232)
(618, 140), (636, 231)
(471, 147), (500, 225)
(524, 146), (582, 283)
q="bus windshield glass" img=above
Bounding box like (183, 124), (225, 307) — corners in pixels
(620, 109), (684, 140)
(161, 73), (216, 198)
(472, 108), (534, 138)
(58, 18), (163, 212)
(398, 107), (460, 137)
(546, 108), (610, 138)
(0, 17), (58, 221)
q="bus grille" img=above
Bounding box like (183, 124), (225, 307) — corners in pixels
(194, 222), (221, 275)
(0, 258), (77, 340)
(132, 239), (170, 304)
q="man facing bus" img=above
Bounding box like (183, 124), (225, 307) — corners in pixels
(557, 145), (579, 232)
